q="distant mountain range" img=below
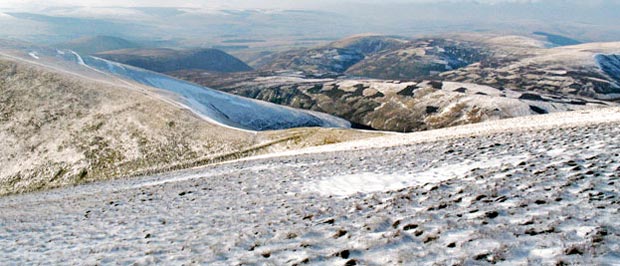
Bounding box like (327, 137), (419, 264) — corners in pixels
(170, 34), (620, 132)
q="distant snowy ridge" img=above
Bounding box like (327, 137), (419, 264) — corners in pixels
(1, 44), (350, 131)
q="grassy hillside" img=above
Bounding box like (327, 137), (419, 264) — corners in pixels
(0, 58), (375, 195)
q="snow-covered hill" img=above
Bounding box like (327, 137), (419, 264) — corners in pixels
(75, 54), (350, 131)
(0, 41), (371, 196)
(0, 42), (350, 131)
(440, 40), (620, 100)
(1, 107), (619, 265)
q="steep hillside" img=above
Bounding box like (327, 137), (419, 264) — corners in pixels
(56, 35), (141, 55)
(0, 57), (250, 195)
(252, 47), (364, 76)
(77, 54), (349, 131)
(95, 48), (253, 73)
(595, 54), (620, 86)
(251, 35), (409, 76)
(7, 43), (349, 131)
(345, 38), (488, 79)
(0, 47), (374, 195)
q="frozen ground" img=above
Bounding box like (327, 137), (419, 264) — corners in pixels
(1, 108), (620, 265)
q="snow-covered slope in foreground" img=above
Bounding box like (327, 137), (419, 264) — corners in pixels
(0, 44), (350, 131)
(1, 108), (619, 265)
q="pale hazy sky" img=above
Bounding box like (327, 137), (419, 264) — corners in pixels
(2, 0), (616, 10)
(0, 0), (555, 9)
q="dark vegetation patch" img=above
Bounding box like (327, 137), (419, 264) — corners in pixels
(454, 87), (467, 93)
(529, 105), (548, 114)
(519, 93), (547, 101)
(397, 85), (419, 97)
(426, 106), (439, 114)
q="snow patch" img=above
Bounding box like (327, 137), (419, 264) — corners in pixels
(306, 155), (527, 196)
(28, 51), (39, 59)
(546, 148), (566, 157)
(529, 247), (563, 260)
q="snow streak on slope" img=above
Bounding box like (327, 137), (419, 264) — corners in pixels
(71, 53), (350, 131)
(595, 54), (620, 85)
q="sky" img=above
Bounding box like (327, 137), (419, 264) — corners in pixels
(1, 0), (617, 44)
(0, 0), (616, 9)
(0, 0), (572, 9)
(3, 0), (337, 9)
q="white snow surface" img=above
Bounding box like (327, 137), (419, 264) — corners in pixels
(1, 107), (620, 265)
(27, 51), (38, 59)
(307, 154), (527, 196)
(245, 107), (620, 161)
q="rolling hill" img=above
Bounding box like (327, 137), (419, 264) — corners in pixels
(439, 38), (620, 100)
(56, 35), (141, 55)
